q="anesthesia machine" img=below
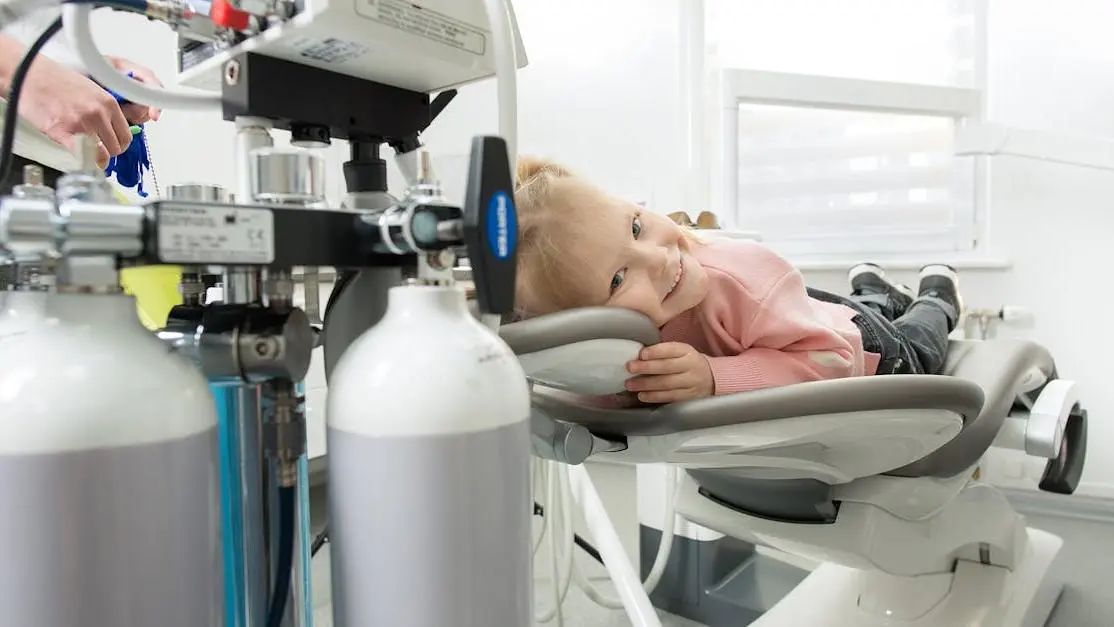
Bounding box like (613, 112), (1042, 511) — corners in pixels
(0, 0), (531, 626)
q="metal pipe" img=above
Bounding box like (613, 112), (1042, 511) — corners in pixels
(224, 115), (288, 627)
(249, 140), (317, 627)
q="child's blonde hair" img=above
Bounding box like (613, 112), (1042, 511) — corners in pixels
(510, 156), (701, 321)
(511, 156), (597, 320)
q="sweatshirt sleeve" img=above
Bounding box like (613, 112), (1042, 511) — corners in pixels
(702, 257), (857, 395)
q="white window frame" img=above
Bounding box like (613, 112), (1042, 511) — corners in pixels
(690, 0), (1004, 268)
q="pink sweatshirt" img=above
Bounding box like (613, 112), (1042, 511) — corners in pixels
(660, 239), (881, 394)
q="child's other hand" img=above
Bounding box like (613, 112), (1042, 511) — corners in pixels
(625, 342), (714, 403)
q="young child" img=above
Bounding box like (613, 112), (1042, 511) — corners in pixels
(511, 157), (964, 404)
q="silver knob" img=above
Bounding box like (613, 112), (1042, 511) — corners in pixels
(12, 165), (55, 201)
(249, 148), (326, 205)
(57, 201), (145, 257)
(0, 197), (57, 262)
(74, 133), (100, 172)
(23, 164), (43, 186)
(166, 183), (233, 204)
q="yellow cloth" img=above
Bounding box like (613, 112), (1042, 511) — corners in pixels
(120, 265), (182, 329)
(110, 188), (183, 329)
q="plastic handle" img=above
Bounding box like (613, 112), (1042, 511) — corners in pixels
(1039, 406), (1087, 495)
(462, 136), (517, 315)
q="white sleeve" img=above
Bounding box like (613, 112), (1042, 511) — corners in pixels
(5, 6), (85, 71)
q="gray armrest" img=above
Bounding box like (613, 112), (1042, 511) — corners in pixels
(890, 339), (1056, 478)
(509, 305), (1065, 484)
(499, 307), (660, 355)
(535, 375), (984, 438)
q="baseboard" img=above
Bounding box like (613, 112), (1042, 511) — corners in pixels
(1001, 485), (1114, 525)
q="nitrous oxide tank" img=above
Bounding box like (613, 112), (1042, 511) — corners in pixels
(327, 137), (532, 626)
(0, 189), (224, 625)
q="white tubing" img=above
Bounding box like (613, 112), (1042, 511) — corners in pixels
(535, 461), (575, 624)
(532, 459), (549, 555)
(568, 464), (662, 627)
(642, 467), (679, 594)
(63, 4), (221, 110)
(546, 465), (564, 626)
(557, 464), (575, 605)
(482, 0), (518, 178)
(572, 468), (680, 609)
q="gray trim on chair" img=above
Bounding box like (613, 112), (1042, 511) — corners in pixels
(500, 307), (659, 355)
(889, 339), (1055, 479)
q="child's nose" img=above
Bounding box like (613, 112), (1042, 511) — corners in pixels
(635, 243), (668, 273)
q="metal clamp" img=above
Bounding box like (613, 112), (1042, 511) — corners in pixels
(0, 196), (58, 262)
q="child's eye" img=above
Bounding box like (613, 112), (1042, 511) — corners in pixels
(632, 214), (643, 238)
(610, 268), (627, 293)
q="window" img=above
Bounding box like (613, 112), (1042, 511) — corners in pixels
(702, 0), (987, 261)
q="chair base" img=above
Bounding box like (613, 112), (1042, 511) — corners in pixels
(750, 528), (1063, 626)
(640, 526), (809, 626)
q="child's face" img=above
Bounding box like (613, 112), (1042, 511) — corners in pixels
(569, 195), (709, 326)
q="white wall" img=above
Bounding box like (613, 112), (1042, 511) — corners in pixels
(800, 0), (1114, 496)
(985, 0), (1114, 138)
(410, 0), (687, 209)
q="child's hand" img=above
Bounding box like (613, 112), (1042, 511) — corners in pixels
(625, 342), (714, 403)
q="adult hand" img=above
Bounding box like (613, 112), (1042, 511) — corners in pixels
(19, 53), (131, 168)
(105, 56), (162, 124)
(624, 342), (715, 403)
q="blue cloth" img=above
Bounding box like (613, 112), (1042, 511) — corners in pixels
(102, 71), (151, 197)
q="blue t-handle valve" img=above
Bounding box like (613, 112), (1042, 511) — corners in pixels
(462, 136), (518, 316)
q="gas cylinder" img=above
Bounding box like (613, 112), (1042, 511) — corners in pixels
(326, 136), (532, 626)
(0, 291), (224, 626)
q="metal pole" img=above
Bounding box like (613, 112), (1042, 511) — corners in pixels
(230, 116), (286, 627)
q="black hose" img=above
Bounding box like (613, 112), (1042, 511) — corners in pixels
(533, 501), (605, 566)
(265, 486), (297, 627)
(323, 270), (357, 319)
(0, 16), (63, 185)
(310, 525), (328, 556)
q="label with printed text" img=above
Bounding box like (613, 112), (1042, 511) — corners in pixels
(157, 205), (275, 264)
(286, 36), (370, 65)
(355, 0), (487, 55)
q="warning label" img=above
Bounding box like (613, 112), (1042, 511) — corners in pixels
(356, 0), (486, 56)
(287, 36), (370, 64)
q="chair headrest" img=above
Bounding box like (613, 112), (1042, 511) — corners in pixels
(499, 307), (660, 355)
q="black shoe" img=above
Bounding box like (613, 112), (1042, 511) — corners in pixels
(849, 263), (915, 313)
(917, 264), (965, 331)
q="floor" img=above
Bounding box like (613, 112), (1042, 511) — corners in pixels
(305, 498), (1113, 626)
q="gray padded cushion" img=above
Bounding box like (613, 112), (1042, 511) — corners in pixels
(500, 307), (659, 355)
(888, 338), (1055, 478)
(534, 374), (983, 438)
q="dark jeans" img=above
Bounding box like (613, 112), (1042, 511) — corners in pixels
(807, 287), (956, 376)
(0, 156), (63, 287)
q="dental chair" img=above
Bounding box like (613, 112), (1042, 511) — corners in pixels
(500, 307), (1089, 627)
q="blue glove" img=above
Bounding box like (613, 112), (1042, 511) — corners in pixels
(102, 72), (152, 198)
